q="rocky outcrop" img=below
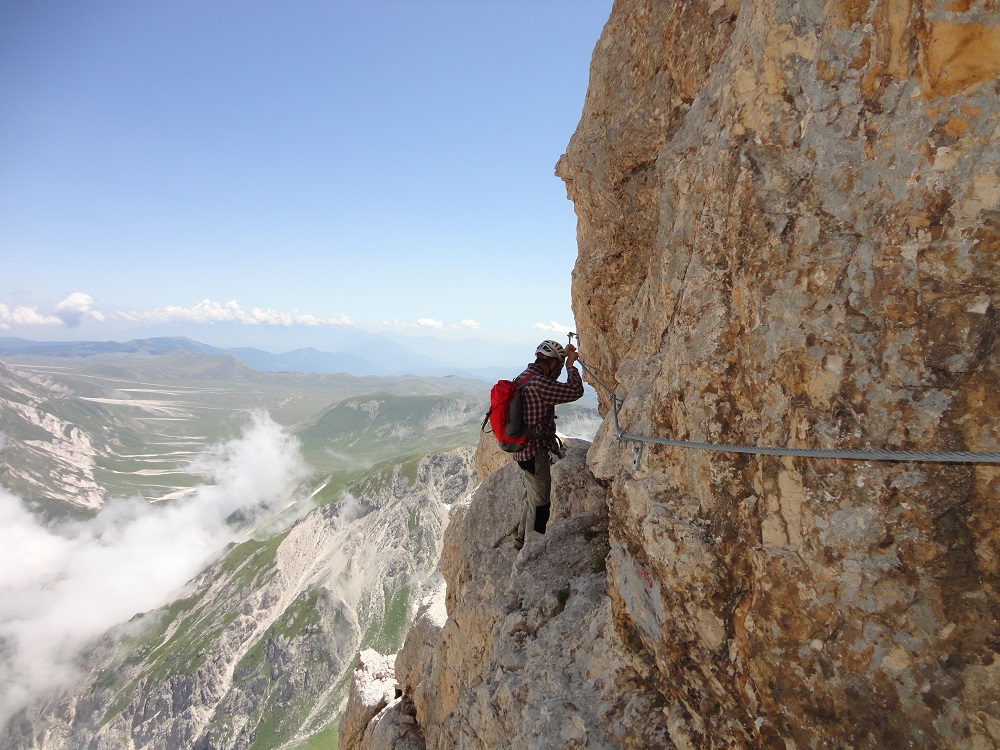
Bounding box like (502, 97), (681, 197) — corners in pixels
(556, 0), (1000, 746)
(342, 442), (673, 749)
(472, 430), (508, 484)
(341, 649), (424, 750)
(347, 0), (999, 748)
(339, 650), (400, 750)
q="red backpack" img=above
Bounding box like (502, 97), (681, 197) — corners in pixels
(482, 373), (538, 452)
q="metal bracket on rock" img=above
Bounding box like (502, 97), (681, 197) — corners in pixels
(631, 441), (644, 472)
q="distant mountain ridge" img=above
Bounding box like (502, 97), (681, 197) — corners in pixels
(0, 353), (492, 511)
(0, 335), (523, 381)
(0, 336), (390, 376)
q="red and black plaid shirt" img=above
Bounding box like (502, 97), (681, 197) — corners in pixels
(512, 361), (584, 461)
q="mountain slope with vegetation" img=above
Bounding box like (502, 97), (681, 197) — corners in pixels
(0, 346), (495, 748)
(2, 449), (476, 750)
(0, 352), (488, 512)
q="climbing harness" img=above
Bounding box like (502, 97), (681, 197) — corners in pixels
(566, 333), (1000, 466)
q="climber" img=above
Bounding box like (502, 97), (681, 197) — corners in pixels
(511, 339), (584, 550)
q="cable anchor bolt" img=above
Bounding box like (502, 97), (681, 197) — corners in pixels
(631, 440), (644, 472)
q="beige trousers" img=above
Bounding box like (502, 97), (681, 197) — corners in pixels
(517, 451), (551, 540)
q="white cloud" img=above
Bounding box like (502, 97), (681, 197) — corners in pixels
(0, 303), (61, 329)
(1, 295), (354, 331)
(54, 292), (105, 327)
(382, 318), (478, 333)
(0, 411), (309, 727)
(0, 292), (107, 329)
(533, 320), (573, 335)
(113, 299), (353, 327)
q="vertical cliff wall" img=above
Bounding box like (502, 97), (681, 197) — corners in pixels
(558, 0), (1000, 746)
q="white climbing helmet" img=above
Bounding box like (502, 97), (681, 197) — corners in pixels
(535, 340), (566, 363)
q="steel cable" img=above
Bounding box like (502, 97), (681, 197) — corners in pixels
(575, 357), (1000, 465)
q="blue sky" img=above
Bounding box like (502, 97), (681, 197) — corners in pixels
(0, 1), (610, 353)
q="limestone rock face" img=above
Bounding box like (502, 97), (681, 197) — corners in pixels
(473, 429), (509, 483)
(558, 0), (1000, 747)
(340, 650), (426, 750)
(358, 695), (425, 750)
(384, 443), (672, 749)
(339, 650), (398, 750)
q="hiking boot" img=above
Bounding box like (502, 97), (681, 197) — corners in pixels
(513, 537), (524, 550)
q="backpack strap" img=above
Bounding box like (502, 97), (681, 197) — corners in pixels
(513, 373), (540, 440)
(515, 373), (538, 390)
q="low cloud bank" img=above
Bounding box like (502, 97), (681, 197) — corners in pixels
(116, 298), (353, 327)
(0, 411), (309, 729)
(0, 294), (354, 331)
